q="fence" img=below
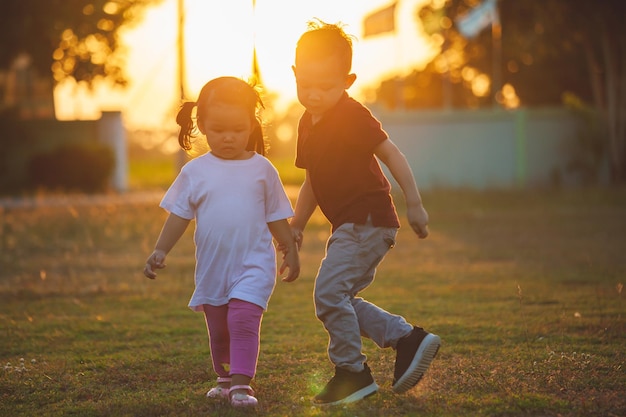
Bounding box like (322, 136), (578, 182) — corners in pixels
(373, 107), (607, 189)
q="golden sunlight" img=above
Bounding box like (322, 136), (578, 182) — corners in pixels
(54, 0), (434, 128)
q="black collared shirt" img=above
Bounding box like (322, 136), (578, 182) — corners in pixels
(296, 93), (400, 231)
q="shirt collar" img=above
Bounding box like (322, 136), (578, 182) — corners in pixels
(303, 92), (350, 126)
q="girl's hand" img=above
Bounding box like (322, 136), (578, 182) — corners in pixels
(144, 249), (167, 279)
(269, 219), (301, 282)
(279, 245), (300, 282)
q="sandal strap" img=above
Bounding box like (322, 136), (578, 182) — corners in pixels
(229, 385), (255, 395)
(216, 377), (231, 383)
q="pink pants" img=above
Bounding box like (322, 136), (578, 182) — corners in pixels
(202, 299), (264, 379)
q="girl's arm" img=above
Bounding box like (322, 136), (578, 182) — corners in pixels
(374, 139), (429, 239)
(268, 219), (300, 282)
(290, 171), (318, 249)
(144, 213), (191, 279)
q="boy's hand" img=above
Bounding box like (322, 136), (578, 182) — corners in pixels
(144, 249), (167, 279)
(276, 227), (304, 252)
(291, 227), (304, 250)
(407, 203), (429, 239)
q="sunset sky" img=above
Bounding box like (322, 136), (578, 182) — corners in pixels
(54, 0), (435, 129)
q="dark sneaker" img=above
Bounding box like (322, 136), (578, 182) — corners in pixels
(313, 363), (379, 406)
(392, 327), (441, 394)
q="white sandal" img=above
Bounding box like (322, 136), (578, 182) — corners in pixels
(206, 377), (231, 399)
(229, 384), (258, 407)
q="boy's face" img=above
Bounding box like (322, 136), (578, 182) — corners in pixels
(292, 56), (356, 119)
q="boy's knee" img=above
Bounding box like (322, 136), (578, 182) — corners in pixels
(314, 288), (348, 319)
(314, 286), (335, 307)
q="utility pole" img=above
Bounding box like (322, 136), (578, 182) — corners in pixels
(176, 0), (187, 170)
(491, 0), (502, 107)
(251, 0), (262, 86)
(177, 0), (186, 101)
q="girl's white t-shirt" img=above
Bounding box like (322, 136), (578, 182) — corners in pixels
(160, 152), (293, 311)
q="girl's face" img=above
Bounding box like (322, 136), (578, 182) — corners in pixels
(200, 102), (253, 160)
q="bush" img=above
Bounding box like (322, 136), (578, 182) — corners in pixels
(562, 92), (606, 184)
(0, 107), (35, 194)
(29, 142), (115, 193)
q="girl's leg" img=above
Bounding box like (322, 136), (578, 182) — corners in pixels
(227, 298), (263, 394)
(203, 304), (230, 384)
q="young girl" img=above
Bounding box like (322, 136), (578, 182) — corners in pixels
(143, 76), (300, 408)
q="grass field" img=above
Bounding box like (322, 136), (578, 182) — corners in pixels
(1, 187), (625, 416)
(125, 143), (305, 192)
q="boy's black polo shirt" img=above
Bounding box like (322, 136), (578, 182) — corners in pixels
(295, 93), (400, 231)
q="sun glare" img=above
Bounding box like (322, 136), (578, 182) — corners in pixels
(183, 0), (255, 95)
(54, 0), (434, 128)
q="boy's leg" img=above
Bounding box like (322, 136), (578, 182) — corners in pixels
(316, 222), (412, 360)
(314, 223), (380, 372)
(353, 297), (441, 394)
(317, 222), (440, 396)
(353, 298), (413, 348)
(312, 222), (401, 405)
(344, 227), (440, 395)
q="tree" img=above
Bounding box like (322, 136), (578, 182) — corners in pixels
(378, 0), (625, 182)
(498, 0), (625, 182)
(0, 0), (161, 194)
(0, 0), (161, 87)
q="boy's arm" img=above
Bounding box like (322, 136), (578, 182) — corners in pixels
(268, 219), (300, 282)
(374, 139), (429, 239)
(290, 171), (318, 248)
(144, 213), (191, 279)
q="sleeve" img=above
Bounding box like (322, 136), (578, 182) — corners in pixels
(353, 105), (389, 152)
(294, 115), (308, 169)
(159, 164), (195, 220)
(263, 162), (294, 223)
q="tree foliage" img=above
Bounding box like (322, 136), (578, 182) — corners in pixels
(376, 0), (625, 182)
(0, 0), (161, 87)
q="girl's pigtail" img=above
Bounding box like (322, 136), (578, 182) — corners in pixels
(248, 84), (266, 156)
(247, 120), (266, 156)
(176, 102), (197, 150)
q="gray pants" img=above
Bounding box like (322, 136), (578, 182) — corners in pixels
(314, 221), (414, 373)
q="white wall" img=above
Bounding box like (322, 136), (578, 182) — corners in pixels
(373, 107), (602, 189)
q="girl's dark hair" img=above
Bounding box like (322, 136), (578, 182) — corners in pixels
(175, 76), (266, 156)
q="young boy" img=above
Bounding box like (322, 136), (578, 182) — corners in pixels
(289, 20), (441, 406)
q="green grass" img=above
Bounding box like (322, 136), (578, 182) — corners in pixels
(269, 157), (306, 186)
(1, 144), (299, 198)
(1, 187), (625, 416)
(126, 145), (304, 191)
(126, 144), (180, 192)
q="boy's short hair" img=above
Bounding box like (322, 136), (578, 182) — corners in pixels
(295, 19), (354, 74)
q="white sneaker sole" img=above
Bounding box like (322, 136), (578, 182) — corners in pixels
(392, 333), (441, 394)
